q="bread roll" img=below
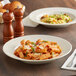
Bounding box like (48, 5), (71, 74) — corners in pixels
(0, 8), (6, 13)
(9, 1), (23, 12)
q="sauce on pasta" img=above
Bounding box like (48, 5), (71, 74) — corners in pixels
(14, 39), (62, 60)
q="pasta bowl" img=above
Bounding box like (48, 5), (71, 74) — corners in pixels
(3, 35), (72, 64)
(29, 7), (76, 28)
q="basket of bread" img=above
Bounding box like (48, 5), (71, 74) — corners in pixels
(0, 0), (25, 23)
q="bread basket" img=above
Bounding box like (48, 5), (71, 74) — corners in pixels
(0, 0), (25, 23)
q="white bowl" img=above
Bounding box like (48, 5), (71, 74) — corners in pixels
(3, 35), (72, 64)
(29, 7), (76, 28)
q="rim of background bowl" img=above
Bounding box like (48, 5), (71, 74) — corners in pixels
(29, 7), (76, 26)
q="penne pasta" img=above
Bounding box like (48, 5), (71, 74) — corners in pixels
(14, 39), (62, 60)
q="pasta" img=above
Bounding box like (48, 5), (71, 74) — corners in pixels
(40, 14), (72, 24)
(14, 39), (62, 60)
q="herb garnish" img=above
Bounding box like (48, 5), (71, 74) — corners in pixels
(31, 47), (35, 52)
(24, 52), (28, 57)
(31, 42), (36, 46)
(43, 40), (48, 42)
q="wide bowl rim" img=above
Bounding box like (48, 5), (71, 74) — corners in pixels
(3, 35), (72, 63)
